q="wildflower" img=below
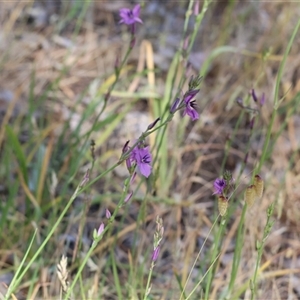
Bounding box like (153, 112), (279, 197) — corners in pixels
(131, 146), (152, 178)
(213, 178), (226, 195)
(183, 89), (200, 121)
(119, 4), (142, 25)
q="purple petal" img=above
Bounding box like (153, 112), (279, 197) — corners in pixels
(132, 4), (140, 17)
(139, 163), (152, 178)
(184, 106), (199, 121)
(184, 89), (200, 104)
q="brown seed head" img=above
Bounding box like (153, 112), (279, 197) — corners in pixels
(245, 185), (256, 207)
(218, 196), (228, 216)
(254, 175), (264, 199)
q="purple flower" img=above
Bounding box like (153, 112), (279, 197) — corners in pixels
(213, 178), (226, 195)
(131, 146), (152, 178)
(183, 89), (200, 121)
(119, 4), (143, 25)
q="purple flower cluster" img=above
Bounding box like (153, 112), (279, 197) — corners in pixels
(125, 143), (152, 178)
(182, 89), (200, 121)
(170, 76), (202, 121)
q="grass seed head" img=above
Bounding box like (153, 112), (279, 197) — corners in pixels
(254, 174), (264, 199)
(218, 196), (228, 216)
(245, 185), (256, 207)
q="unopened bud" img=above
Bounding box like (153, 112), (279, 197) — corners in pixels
(218, 196), (228, 216)
(105, 209), (111, 219)
(147, 118), (160, 131)
(170, 97), (181, 114)
(122, 140), (130, 155)
(97, 223), (105, 237)
(124, 191), (133, 203)
(251, 88), (258, 103)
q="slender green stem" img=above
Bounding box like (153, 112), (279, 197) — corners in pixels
(204, 215), (227, 300)
(186, 252), (221, 300)
(227, 203), (247, 295)
(143, 262), (155, 300)
(5, 185), (81, 298)
(4, 230), (37, 299)
(64, 177), (131, 299)
(250, 203), (275, 300)
(180, 215), (220, 300)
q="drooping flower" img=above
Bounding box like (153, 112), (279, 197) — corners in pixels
(119, 4), (143, 25)
(131, 145), (152, 178)
(213, 178), (226, 195)
(183, 89), (200, 121)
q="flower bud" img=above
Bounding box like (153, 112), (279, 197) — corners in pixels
(105, 209), (111, 219)
(147, 118), (160, 131)
(97, 223), (105, 237)
(170, 97), (180, 114)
